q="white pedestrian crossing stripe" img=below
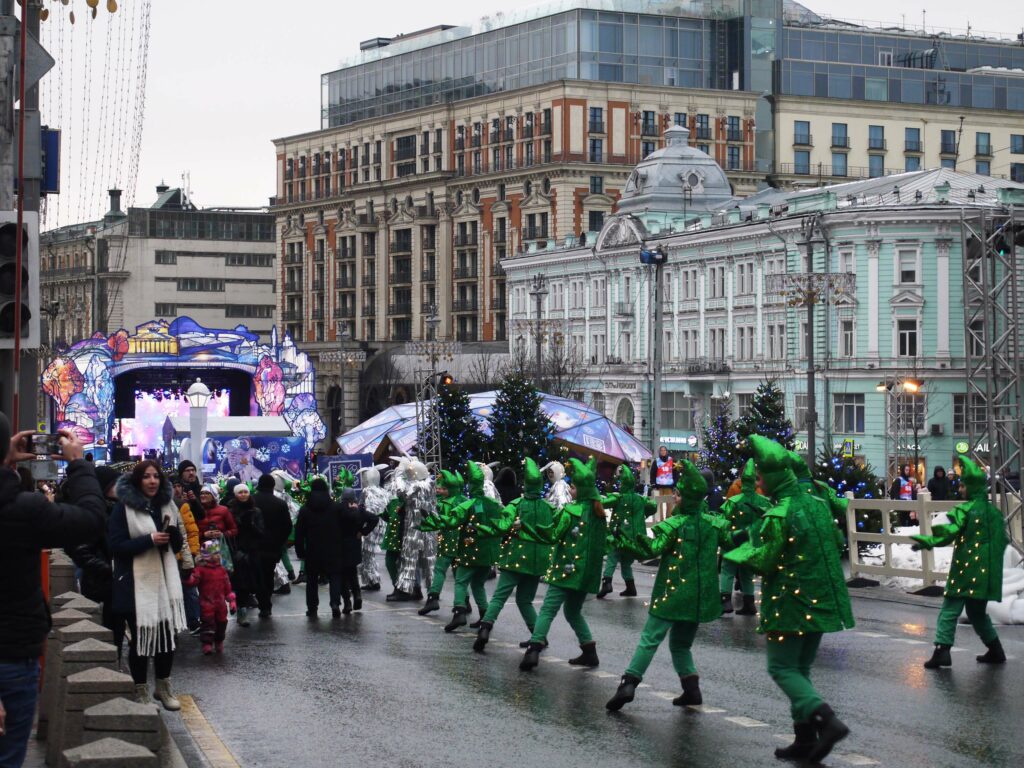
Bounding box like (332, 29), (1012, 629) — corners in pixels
(836, 754), (880, 766)
(724, 716), (768, 727)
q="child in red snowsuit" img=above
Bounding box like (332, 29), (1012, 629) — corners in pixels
(187, 540), (235, 655)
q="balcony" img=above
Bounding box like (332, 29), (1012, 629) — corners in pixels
(493, 230), (507, 245)
(726, 130), (744, 142)
(388, 302), (412, 316)
(310, 307), (325, 320)
(490, 131), (501, 144)
(904, 139), (923, 152)
(456, 329), (478, 342)
(831, 136), (851, 149)
(504, 128), (515, 142)
(394, 147), (416, 162)
(453, 298), (479, 312)
(587, 151), (605, 164)
(389, 241), (412, 255)
(491, 263), (505, 277)
(392, 326), (412, 342)
(313, 249), (326, 263)
(363, 303), (376, 316)
(283, 251), (303, 265)
(614, 301), (632, 316)
(284, 281), (302, 293)
(455, 138), (465, 151)
(641, 122), (658, 137)
(361, 273), (377, 287)
(335, 275), (355, 289)
(491, 295), (507, 311)
(588, 121), (606, 134)
(421, 269), (436, 282)
(454, 265), (479, 280)
(471, 135), (481, 148)
(539, 122), (551, 136)
(694, 127), (712, 140)
(523, 227), (548, 240)
(686, 357), (731, 375)
(868, 137), (887, 151)
(373, 153), (381, 164)
(388, 271), (412, 284)
(454, 232), (478, 247)
(976, 143), (993, 157)
(523, 125), (534, 138)
(422, 238), (436, 250)
(337, 249), (355, 261)
(311, 279), (325, 291)
(940, 142), (958, 155)
(333, 306), (355, 319)
(282, 309), (303, 322)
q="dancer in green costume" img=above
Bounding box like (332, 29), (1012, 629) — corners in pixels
(520, 457), (608, 671)
(724, 435), (854, 764)
(596, 465), (657, 599)
(911, 456), (1008, 668)
(606, 460), (746, 711)
(418, 470), (466, 615)
(473, 458), (555, 652)
(379, 496), (404, 596)
(718, 459), (773, 615)
(428, 462), (505, 632)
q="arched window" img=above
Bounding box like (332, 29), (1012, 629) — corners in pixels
(615, 397), (634, 429)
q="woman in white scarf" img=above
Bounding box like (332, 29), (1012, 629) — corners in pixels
(109, 461), (187, 710)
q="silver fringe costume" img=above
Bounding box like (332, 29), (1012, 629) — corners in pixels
(360, 483), (391, 587)
(396, 462), (438, 594)
(543, 461), (573, 509)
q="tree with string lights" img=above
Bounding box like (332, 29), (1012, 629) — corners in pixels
(420, 380), (484, 472)
(736, 378), (796, 452)
(698, 396), (744, 491)
(486, 373), (556, 468)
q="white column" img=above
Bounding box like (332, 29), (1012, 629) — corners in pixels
(936, 239), (950, 361)
(867, 241), (880, 362)
(725, 263), (735, 359)
(698, 268), (706, 356)
(755, 258), (764, 357)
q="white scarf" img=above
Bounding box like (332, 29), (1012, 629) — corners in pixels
(124, 500), (187, 656)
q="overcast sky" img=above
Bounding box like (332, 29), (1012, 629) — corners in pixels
(39, 0), (1014, 225)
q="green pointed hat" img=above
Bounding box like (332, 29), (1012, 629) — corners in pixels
(740, 458), (757, 491)
(465, 461), (485, 496)
(749, 435), (795, 494)
(787, 451), (812, 483)
(617, 464), (636, 494)
(567, 457), (598, 502)
(675, 459), (708, 503)
(958, 456), (988, 499)
(523, 457), (544, 496)
(438, 469), (464, 495)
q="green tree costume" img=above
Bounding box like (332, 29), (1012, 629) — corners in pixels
(473, 458), (555, 652)
(427, 462), (505, 632)
(607, 460), (742, 711)
(597, 466), (657, 599)
(379, 497), (404, 590)
(911, 456), (1008, 668)
(723, 435), (854, 764)
(718, 459), (773, 614)
(417, 470), (466, 615)
(520, 457), (608, 671)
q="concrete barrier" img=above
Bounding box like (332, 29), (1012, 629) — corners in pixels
(82, 698), (161, 752)
(61, 736), (158, 768)
(49, 552), (77, 599)
(38, 609), (96, 740)
(50, 667), (135, 765)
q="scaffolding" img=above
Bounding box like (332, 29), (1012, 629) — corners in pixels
(961, 206), (1024, 554)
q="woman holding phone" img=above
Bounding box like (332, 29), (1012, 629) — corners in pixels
(108, 461), (188, 710)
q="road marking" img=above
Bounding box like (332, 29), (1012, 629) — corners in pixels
(892, 638), (928, 645)
(637, 682), (651, 688)
(651, 691), (677, 701)
(836, 754), (880, 766)
(491, 641), (515, 648)
(543, 656), (564, 663)
(686, 705), (726, 713)
(178, 695), (241, 768)
(592, 671), (617, 679)
(855, 632), (888, 638)
(724, 716), (769, 728)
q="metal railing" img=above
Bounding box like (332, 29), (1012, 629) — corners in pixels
(361, 273), (376, 287)
(793, 133), (813, 146)
(388, 302), (412, 315)
(335, 276), (355, 289)
(388, 271), (412, 284)
(868, 138), (887, 150)
(589, 121), (605, 134)
(421, 269), (436, 282)
(523, 227), (548, 240)
(454, 233), (478, 247)
(453, 298), (478, 312)
(831, 136), (851, 149)
(389, 241), (412, 254)
(333, 306), (355, 319)
(454, 265), (479, 279)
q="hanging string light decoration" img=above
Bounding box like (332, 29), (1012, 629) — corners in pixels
(40, 0), (118, 24)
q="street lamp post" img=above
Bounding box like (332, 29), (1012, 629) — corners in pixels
(528, 274), (549, 385)
(405, 306), (461, 470)
(186, 378), (212, 480)
(641, 246), (668, 458)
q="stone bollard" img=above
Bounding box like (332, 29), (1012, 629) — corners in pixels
(51, 592), (84, 609)
(61, 737), (158, 768)
(61, 596), (102, 621)
(49, 553), (77, 599)
(38, 609), (95, 741)
(49, 667), (134, 765)
(82, 698), (161, 752)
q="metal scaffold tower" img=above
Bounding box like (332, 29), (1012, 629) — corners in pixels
(961, 205), (1024, 554)
(405, 308), (460, 471)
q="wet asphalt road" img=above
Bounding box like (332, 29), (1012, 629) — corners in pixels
(172, 557), (1024, 768)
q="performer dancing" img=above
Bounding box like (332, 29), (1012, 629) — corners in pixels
(418, 469), (467, 615)
(395, 459), (436, 602)
(357, 464), (392, 592)
(542, 461), (573, 510)
(597, 464), (657, 599)
(718, 459), (772, 615)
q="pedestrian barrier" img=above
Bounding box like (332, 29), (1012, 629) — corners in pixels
(61, 736), (159, 768)
(82, 698), (162, 752)
(38, 608), (94, 740)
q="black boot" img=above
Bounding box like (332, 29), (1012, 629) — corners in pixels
(923, 644), (952, 669)
(977, 639), (1006, 664)
(469, 609), (485, 629)
(331, 604), (342, 618)
(273, 583), (291, 595)
(352, 590), (363, 612)
(418, 594), (441, 615)
(342, 598), (353, 615)
(773, 721), (817, 761)
(363, 582), (381, 592)
(520, 641), (544, 671)
(596, 577), (614, 599)
(807, 704), (850, 764)
(720, 592), (734, 614)
(605, 674), (641, 711)
(672, 674), (702, 706)
(473, 621), (493, 653)
(444, 607), (468, 633)
(386, 589), (415, 603)
(412, 586), (424, 600)
(736, 594), (757, 616)
(568, 641), (599, 668)
(619, 579), (637, 597)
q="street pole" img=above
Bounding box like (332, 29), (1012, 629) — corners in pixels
(529, 274), (548, 385)
(805, 297), (816, 465)
(651, 259), (664, 459)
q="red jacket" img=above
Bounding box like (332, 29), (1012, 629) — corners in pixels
(187, 562), (234, 616)
(196, 504), (238, 539)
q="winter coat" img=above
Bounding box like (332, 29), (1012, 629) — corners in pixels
(0, 461), (106, 659)
(420, 471), (466, 559)
(68, 497), (117, 605)
(108, 476), (184, 616)
(228, 499), (265, 556)
(294, 492), (346, 574)
(252, 490), (292, 556)
(438, 464), (506, 568)
(338, 501), (379, 568)
(724, 436), (854, 636)
(926, 468), (952, 501)
(197, 504), (237, 540)
(178, 503), (202, 557)
(188, 562), (234, 620)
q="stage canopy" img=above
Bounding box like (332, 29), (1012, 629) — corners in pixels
(337, 391), (651, 465)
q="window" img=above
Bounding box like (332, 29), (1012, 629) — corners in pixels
(976, 160), (991, 176)
(708, 327), (726, 358)
(642, 141), (656, 158)
(736, 393), (754, 418)
(831, 123), (848, 147)
(591, 334), (606, 365)
(735, 325), (754, 360)
(662, 392), (698, 431)
(868, 125), (885, 150)
(1012, 163), (1024, 183)
(840, 320), (855, 357)
(794, 150), (810, 175)
(726, 146), (740, 170)
(589, 176), (603, 195)
(905, 155), (921, 172)
(892, 392), (926, 431)
(589, 107), (604, 133)
(976, 132), (991, 156)
(833, 393), (865, 434)
(878, 50), (894, 67)
(673, 112), (687, 128)
(897, 318), (919, 357)
(176, 278), (224, 292)
(897, 249), (918, 283)
(695, 114), (710, 140)
(940, 129), (957, 154)
(794, 394), (808, 431)
(838, 249), (856, 275)
(226, 253), (274, 268)
(524, 144), (534, 167)
(591, 278), (606, 307)
(953, 393), (986, 434)
(832, 153), (847, 177)
(726, 115), (742, 142)
(905, 127), (921, 152)
(865, 78), (888, 101)
(588, 210), (605, 232)
(794, 120), (810, 145)
(154, 303), (175, 316)
(154, 252), (177, 265)
(766, 322), (786, 359)
(588, 138), (603, 163)
(642, 110), (657, 135)
(869, 155), (884, 178)
(1012, 135), (1024, 154)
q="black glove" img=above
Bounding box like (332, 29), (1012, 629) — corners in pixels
(911, 544), (922, 552)
(731, 529), (750, 546)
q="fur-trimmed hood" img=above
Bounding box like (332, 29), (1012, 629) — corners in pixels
(115, 473), (174, 511)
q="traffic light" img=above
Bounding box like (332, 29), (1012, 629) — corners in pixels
(0, 211), (40, 349)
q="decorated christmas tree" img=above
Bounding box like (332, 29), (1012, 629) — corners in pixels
(814, 449), (885, 538)
(698, 397), (744, 492)
(421, 382), (485, 472)
(486, 373), (557, 467)
(736, 378), (796, 452)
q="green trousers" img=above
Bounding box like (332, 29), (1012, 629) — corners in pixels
(280, 548), (295, 574)
(935, 597), (998, 646)
(719, 559), (755, 595)
(625, 614), (698, 680)
(602, 550), (635, 580)
(385, 550), (400, 587)
(453, 565), (490, 613)
(530, 585), (592, 645)
(482, 571), (540, 627)
(429, 554), (454, 596)
(765, 632), (824, 723)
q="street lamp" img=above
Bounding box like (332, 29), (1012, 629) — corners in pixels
(186, 378), (211, 479)
(640, 245), (668, 458)
(877, 376), (924, 484)
(528, 274), (549, 384)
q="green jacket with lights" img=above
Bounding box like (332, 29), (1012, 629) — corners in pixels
(720, 459), (773, 535)
(520, 458), (607, 594)
(493, 458), (555, 577)
(911, 457), (1007, 602)
(724, 436), (854, 635)
(426, 463), (505, 567)
(602, 466), (658, 554)
(420, 470), (466, 559)
(380, 498), (403, 553)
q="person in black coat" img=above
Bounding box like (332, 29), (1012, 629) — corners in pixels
(227, 484), (264, 627)
(493, 467), (519, 507)
(337, 489), (378, 614)
(68, 466), (122, 636)
(294, 478), (347, 618)
(926, 466), (951, 501)
(252, 474), (293, 618)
